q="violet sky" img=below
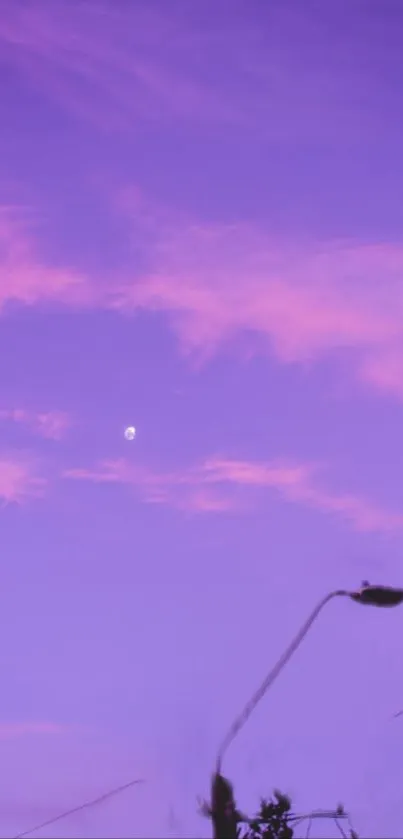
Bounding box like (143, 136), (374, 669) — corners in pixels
(1, 1), (403, 836)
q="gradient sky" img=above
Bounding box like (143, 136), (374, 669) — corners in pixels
(1, 1), (403, 837)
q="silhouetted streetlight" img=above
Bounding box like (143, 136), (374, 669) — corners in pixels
(350, 582), (403, 607)
(216, 582), (403, 771)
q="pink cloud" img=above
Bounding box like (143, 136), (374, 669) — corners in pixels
(202, 457), (316, 489)
(64, 460), (134, 486)
(0, 2), (393, 143)
(359, 350), (403, 399)
(201, 457), (403, 533)
(176, 491), (236, 513)
(0, 408), (72, 440)
(0, 722), (64, 740)
(0, 455), (46, 504)
(0, 2), (237, 132)
(63, 455), (403, 533)
(0, 209), (92, 312)
(111, 218), (403, 397)
(64, 459), (233, 514)
(2, 200), (403, 404)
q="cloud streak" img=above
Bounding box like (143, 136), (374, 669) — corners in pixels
(203, 457), (403, 533)
(0, 455), (47, 504)
(63, 455), (403, 533)
(0, 1), (237, 131)
(0, 209), (92, 312)
(0, 722), (64, 740)
(0, 0), (399, 141)
(2, 199), (403, 404)
(63, 459), (236, 514)
(0, 408), (72, 440)
(3, 444), (400, 532)
(114, 218), (403, 398)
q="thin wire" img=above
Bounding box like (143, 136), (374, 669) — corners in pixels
(346, 812), (359, 838)
(334, 817), (348, 839)
(291, 810), (349, 824)
(215, 589), (349, 771)
(13, 777), (145, 838)
(291, 810), (349, 837)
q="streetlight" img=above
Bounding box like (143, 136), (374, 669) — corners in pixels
(215, 583), (403, 771)
(350, 581), (403, 607)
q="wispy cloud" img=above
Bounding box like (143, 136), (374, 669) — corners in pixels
(0, 722), (64, 740)
(202, 457), (403, 533)
(359, 349), (403, 399)
(0, 455), (47, 504)
(114, 218), (403, 398)
(3, 445), (399, 531)
(0, 2), (237, 131)
(0, 1), (397, 139)
(2, 198), (403, 403)
(0, 408), (72, 440)
(0, 208), (92, 312)
(63, 459), (235, 514)
(63, 455), (403, 533)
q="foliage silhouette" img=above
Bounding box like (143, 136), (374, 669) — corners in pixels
(203, 774), (358, 839)
(238, 790), (293, 839)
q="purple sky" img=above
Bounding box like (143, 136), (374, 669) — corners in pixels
(1, 1), (403, 836)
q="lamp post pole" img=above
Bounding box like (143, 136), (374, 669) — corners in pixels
(215, 583), (403, 774)
(211, 583), (403, 838)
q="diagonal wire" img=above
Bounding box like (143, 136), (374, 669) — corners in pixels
(346, 812), (359, 838)
(305, 815), (312, 838)
(334, 816), (348, 838)
(13, 777), (145, 838)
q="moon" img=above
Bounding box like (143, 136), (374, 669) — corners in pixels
(124, 426), (136, 441)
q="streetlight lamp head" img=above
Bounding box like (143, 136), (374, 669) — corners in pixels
(350, 584), (403, 608)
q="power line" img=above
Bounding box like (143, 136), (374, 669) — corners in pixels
(13, 777), (145, 838)
(334, 817), (348, 839)
(290, 809), (358, 839)
(305, 816), (312, 839)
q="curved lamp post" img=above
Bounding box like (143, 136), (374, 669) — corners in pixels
(216, 583), (403, 772)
